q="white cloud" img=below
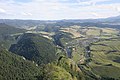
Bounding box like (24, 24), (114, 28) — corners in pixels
(0, 0), (119, 19)
(21, 12), (32, 16)
(91, 12), (100, 17)
(76, 0), (111, 6)
(0, 8), (6, 13)
(115, 7), (120, 13)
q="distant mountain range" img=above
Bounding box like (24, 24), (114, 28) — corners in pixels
(0, 15), (120, 29)
(61, 15), (120, 24)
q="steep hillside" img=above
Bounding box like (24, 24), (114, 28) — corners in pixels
(9, 33), (57, 65)
(0, 46), (41, 80)
(39, 64), (73, 80)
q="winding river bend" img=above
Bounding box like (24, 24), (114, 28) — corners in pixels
(52, 33), (72, 58)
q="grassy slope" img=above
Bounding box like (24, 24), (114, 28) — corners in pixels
(90, 39), (120, 79)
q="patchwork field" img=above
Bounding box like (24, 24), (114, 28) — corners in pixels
(86, 29), (101, 36)
(60, 28), (84, 38)
(59, 27), (119, 40)
(89, 39), (120, 79)
(101, 28), (119, 34)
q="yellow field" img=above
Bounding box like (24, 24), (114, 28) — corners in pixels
(60, 28), (84, 38)
(101, 28), (119, 34)
(86, 29), (101, 36)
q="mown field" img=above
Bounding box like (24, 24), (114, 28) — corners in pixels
(59, 26), (119, 39)
(89, 38), (120, 79)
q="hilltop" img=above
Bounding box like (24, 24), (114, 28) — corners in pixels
(9, 33), (57, 65)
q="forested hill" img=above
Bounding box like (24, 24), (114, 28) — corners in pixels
(0, 46), (41, 80)
(9, 33), (57, 65)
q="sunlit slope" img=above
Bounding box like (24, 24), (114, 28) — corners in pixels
(90, 39), (120, 79)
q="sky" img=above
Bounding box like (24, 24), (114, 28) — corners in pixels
(0, 0), (120, 20)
